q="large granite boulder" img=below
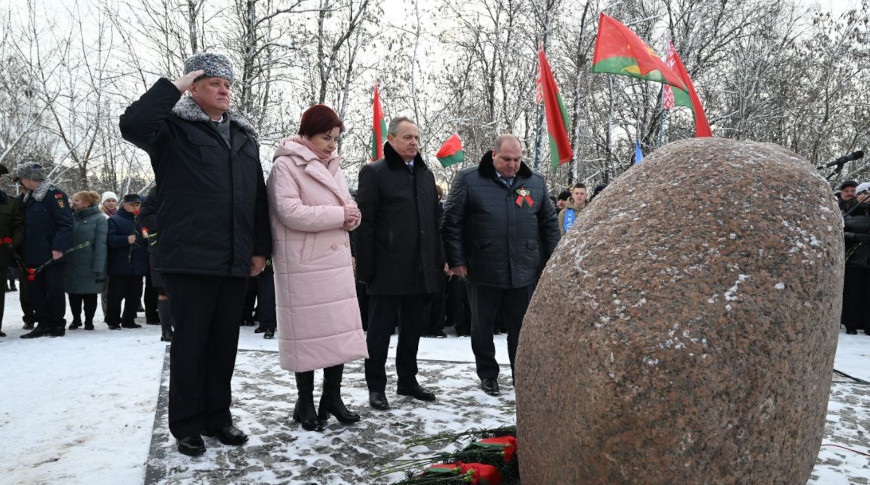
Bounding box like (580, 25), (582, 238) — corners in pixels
(515, 138), (843, 484)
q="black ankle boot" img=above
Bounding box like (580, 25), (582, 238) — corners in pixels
(318, 364), (360, 423)
(293, 371), (324, 431)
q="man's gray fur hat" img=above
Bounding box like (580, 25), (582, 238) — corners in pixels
(17, 163), (45, 181)
(184, 52), (235, 84)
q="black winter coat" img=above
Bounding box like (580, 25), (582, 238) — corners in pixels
(107, 207), (148, 276)
(844, 204), (870, 268)
(355, 142), (441, 295)
(442, 151), (560, 289)
(0, 191), (25, 268)
(119, 78), (270, 277)
(23, 183), (73, 267)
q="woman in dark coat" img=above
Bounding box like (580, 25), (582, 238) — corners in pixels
(64, 191), (108, 330)
(843, 184), (870, 335)
(105, 194), (148, 329)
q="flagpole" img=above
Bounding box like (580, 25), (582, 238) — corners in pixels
(658, 86), (665, 148)
(534, 103), (541, 169)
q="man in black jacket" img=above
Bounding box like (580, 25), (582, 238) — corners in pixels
(119, 52), (270, 457)
(355, 117), (441, 410)
(442, 134), (560, 396)
(18, 164), (73, 339)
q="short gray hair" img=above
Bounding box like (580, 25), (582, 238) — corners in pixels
(388, 116), (416, 136)
(494, 134), (522, 152)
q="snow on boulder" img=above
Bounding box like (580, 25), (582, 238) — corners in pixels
(515, 138), (843, 484)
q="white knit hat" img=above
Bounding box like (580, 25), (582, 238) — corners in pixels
(857, 183), (870, 194)
(101, 191), (119, 204)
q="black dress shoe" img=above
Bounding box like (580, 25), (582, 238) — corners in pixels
(0, 330), (6, 337)
(254, 326), (265, 333)
(176, 436), (206, 457)
(202, 426), (248, 445)
(121, 322), (142, 329)
(369, 391), (390, 410)
(397, 384), (436, 401)
(481, 378), (500, 396)
(846, 329), (858, 335)
(20, 327), (50, 339)
(161, 330), (174, 342)
(69, 321), (82, 330)
(50, 327), (65, 337)
(108, 324), (121, 330)
(264, 329), (275, 339)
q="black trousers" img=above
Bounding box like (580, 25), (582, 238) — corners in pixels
(28, 263), (66, 330)
(842, 266), (870, 332)
(68, 293), (98, 324)
(422, 272), (447, 335)
(144, 270), (159, 323)
(256, 265), (276, 331)
(0, 266), (6, 331)
(106, 274), (144, 326)
(242, 276), (258, 324)
(163, 273), (247, 439)
(18, 266), (36, 325)
(466, 283), (534, 380)
(446, 277), (470, 334)
(365, 294), (426, 392)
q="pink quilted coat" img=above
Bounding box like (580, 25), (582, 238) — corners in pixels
(267, 138), (368, 372)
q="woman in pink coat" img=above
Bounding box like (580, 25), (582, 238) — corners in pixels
(267, 105), (368, 432)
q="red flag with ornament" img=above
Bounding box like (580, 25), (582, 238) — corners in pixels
(666, 41), (712, 137)
(370, 83), (387, 161)
(538, 48), (573, 168)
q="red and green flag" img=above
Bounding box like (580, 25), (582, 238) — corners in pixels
(663, 40), (712, 137)
(370, 82), (386, 161)
(436, 133), (464, 167)
(592, 13), (686, 91)
(537, 48), (573, 169)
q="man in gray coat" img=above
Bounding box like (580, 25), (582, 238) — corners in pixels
(442, 134), (560, 396)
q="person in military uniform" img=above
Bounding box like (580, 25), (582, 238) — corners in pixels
(18, 163), (73, 339)
(0, 165), (25, 337)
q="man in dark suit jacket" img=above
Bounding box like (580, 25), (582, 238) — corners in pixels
(355, 117), (441, 410)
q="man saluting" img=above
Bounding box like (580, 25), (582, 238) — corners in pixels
(119, 52), (270, 457)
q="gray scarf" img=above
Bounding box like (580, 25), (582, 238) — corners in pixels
(171, 96), (259, 141)
(25, 179), (53, 203)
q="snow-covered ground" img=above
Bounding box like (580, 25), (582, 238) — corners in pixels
(0, 289), (867, 484)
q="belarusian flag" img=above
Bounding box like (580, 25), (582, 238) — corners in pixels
(370, 82), (386, 161)
(538, 48), (573, 169)
(436, 133), (464, 167)
(592, 13), (686, 91)
(665, 41), (712, 137)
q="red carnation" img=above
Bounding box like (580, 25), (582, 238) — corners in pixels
(27, 268), (35, 274)
(133, 209), (140, 216)
(27, 275), (35, 281)
(2, 237), (10, 245)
